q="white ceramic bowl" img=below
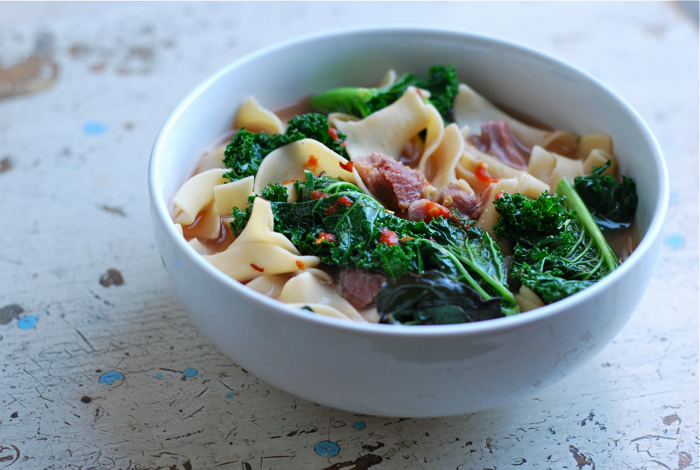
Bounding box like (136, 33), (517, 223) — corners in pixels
(149, 27), (668, 417)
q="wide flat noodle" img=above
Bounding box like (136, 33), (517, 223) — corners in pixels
(417, 103), (445, 174)
(277, 272), (365, 322)
(246, 274), (291, 298)
(173, 168), (228, 225)
(254, 138), (360, 194)
(234, 96), (284, 135)
(418, 123), (464, 195)
(454, 83), (550, 149)
(287, 303), (352, 321)
(476, 178), (520, 236)
(234, 198), (299, 254)
(330, 87), (429, 161)
(204, 243), (319, 282)
(214, 176), (254, 216)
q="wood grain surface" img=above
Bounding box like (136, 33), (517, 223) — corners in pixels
(0, 2), (697, 469)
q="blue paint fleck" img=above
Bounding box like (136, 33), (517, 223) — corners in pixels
(183, 368), (197, 377)
(663, 234), (685, 249)
(353, 421), (366, 430)
(99, 371), (124, 385)
(199, 374), (204, 377)
(315, 441), (340, 457)
(156, 373), (163, 379)
(18, 315), (38, 329)
(669, 192), (679, 207)
(84, 121), (108, 135)
(226, 393), (233, 399)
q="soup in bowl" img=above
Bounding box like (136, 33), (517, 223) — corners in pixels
(149, 27), (667, 417)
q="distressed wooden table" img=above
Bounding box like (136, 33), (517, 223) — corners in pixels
(1, 3), (698, 469)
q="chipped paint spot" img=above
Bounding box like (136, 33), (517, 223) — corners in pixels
(569, 445), (594, 469)
(663, 234), (685, 249)
(226, 393), (233, 399)
(101, 205), (126, 217)
(663, 413), (681, 425)
(0, 444), (20, 467)
(0, 304), (23, 325)
(99, 371), (124, 386)
(80, 396), (92, 404)
(678, 451), (693, 469)
(156, 374), (163, 379)
(84, 121), (108, 135)
(0, 157), (11, 173)
(18, 315), (38, 329)
(353, 421), (366, 430)
(183, 368), (197, 377)
(99, 268), (124, 287)
(0, 32), (58, 102)
(315, 441), (340, 457)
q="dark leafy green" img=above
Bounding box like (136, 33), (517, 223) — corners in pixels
(310, 65), (459, 121)
(232, 172), (518, 318)
(494, 184), (618, 305)
(222, 113), (348, 181)
(574, 160), (638, 232)
(376, 271), (504, 325)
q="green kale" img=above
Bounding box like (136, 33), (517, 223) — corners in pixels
(260, 183), (289, 202)
(574, 160), (638, 232)
(494, 182), (619, 305)
(222, 113), (348, 181)
(376, 271), (504, 325)
(233, 172), (518, 318)
(310, 64), (459, 121)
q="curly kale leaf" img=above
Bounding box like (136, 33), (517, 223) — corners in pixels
(574, 160), (638, 232)
(376, 271), (504, 325)
(494, 187), (617, 305)
(310, 64), (459, 121)
(222, 113), (347, 181)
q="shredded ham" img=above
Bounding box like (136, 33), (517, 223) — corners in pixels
(468, 121), (530, 170)
(440, 184), (480, 220)
(335, 267), (387, 310)
(354, 153), (427, 212)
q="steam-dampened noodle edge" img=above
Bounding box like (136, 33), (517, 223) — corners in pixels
(247, 268), (334, 300)
(173, 168), (228, 225)
(330, 86), (429, 161)
(213, 176), (255, 217)
(277, 272), (366, 322)
(454, 83), (551, 150)
(234, 96), (285, 135)
(417, 103), (445, 175)
(419, 123), (466, 198)
(253, 138), (362, 196)
(233, 198), (300, 254)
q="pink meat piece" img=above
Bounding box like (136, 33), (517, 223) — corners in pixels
(467, 121), (530, 170)
(407, 199), (452, 223)
(354, 153), (427, 212)
(440, 184), (480, 220)
(335, 267), (387, 310)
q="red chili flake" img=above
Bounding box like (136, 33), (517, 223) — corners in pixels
(295, 260), (306, 270)
(250, 263), (264, 273)
(337, 196), (353, 207)
(426, 202), (452, 221)
(378, 227), (400, 246)
(324, 205), (338, 216)
(304, 155), (319, 171)
(328, 127), (340, 140)
(475, 162), (498, 184)
(339, 161), (354, 172)
(495, 191), (505, 200)
(310, 190), (328, 200)
(315, 232), (337, 245)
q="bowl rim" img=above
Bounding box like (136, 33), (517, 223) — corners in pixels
(149, 25), (669, 338)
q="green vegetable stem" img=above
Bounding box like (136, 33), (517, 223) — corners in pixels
(310, 65), (459, 121)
